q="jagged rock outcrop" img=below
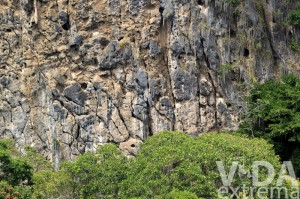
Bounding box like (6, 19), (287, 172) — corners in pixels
(0, 0), (299, 166)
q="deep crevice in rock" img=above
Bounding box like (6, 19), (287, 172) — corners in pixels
(243, 48), (249, 57)
(159, 7), (164, 27)
(197, 0), (205, 6)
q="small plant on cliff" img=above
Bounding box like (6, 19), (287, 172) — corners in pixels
(226, 0), (240, 7)
(218, 63), (236, 77)
(288, 41), (300, 51)
(288, 3), (300, 26)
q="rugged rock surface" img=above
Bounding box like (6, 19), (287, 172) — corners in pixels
(0, 0), (299, 166)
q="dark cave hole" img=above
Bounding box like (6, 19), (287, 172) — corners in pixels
(6, 29), (12, 32)
(230, 29), (236, 37)
(159, 7), (164, 27)
(70, 44), (79, 51)
(118, 36), (124, 41)
(62, 22), (70, 30)
(197, 0), (205, 5)
(243, 48), (250, 57)
(131, 144), (135, 148)
(159, 7), (164, 14)
(81, 82), (87, 89)
(62, 14), (71, 30)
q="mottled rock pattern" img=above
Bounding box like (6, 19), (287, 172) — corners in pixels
(0, 0), (299, 165)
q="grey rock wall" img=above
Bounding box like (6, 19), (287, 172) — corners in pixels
(0, 0), (299, 166)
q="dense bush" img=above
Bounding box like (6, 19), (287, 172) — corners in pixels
(30, 132), (281, 199)
(32, 144), (128, 199)
(240, 74), (300, 175)
(0, 139), (33, 199)
(1, 130), (293, 198)
(0, 139), (32, 186)
(120, 132), (281, 199)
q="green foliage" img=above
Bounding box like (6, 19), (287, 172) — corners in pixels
(290, 148), (300, 176)
(28, 132), (280, 199)
(227, 0), (240, 7)
(32, 170), (73, 199)
(119, 131), (280, 199)
(23, 146), (53, 173)
(155, 189), (200, 199)
(0, 139), (33, 199)
(288, 3), (300, 26)
(240, 74), (300, 175)
(254, 0), (264, 15)
(288, 41), (300, 51)
(241, 74), (300, 142)
(34, 144), (129, 199)
(66, 144), (128, 199)
(0, 139), (32, 186)
(0, 182), (20, 199)
(218, 63), (236, 77)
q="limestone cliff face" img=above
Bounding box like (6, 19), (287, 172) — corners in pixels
(0, 0), (299, 165)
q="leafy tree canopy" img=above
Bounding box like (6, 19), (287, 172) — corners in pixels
(0, 132), (284, 199)
(240, 74), (300, 174)
(120, 131), (280, 199)
(0, 139), (32, 186)
(35, 132), (280, 199)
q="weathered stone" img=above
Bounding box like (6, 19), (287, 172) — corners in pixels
(149, 40), (160, 58)
(119, 138), (142, 157)
(0, 0), (299, 163)
(199, 78), (213, 96)
(21, 0), (33, 13)
(59, 11), (69, 24)
(70, 35), (83, 48)
(63, 83), (87, 106)
(98, 41), (132, 70)
(172, 69), (197, 101)
(0, 76), (11, 87)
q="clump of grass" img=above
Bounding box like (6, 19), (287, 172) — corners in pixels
(288, 41), (300, 51)
(218, 63), (236, 76)
(227, 0), (240, 7)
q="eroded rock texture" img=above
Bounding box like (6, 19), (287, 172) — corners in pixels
(0, 0), (299, 165)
